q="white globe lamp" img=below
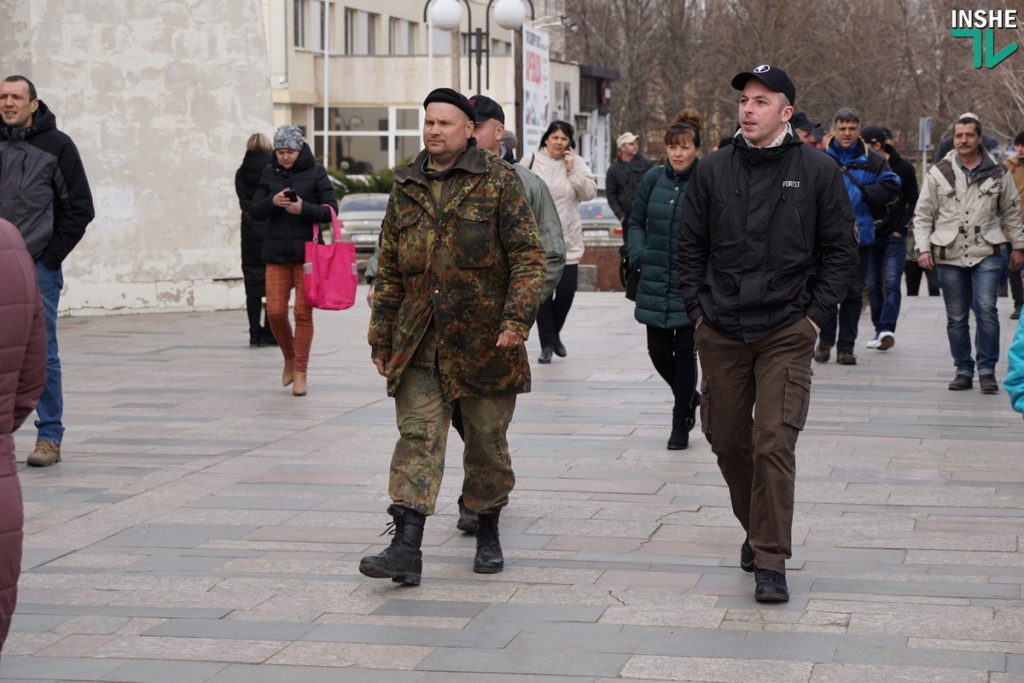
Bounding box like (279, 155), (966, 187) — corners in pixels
(430, 0), (463, 31)
(493, 0), (526, 29)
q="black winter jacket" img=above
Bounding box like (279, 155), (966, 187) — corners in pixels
(606, 154), (653, 225)
(0, 101), (95, 269)
(876, 147), (918, 240)
(678, 134), (859, 342)
(247, 144), (337, 264)
(234, 149), (273, 279)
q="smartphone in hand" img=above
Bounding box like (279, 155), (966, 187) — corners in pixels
(284, 190), (298, 202)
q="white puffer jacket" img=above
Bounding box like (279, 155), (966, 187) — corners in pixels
(522, 147), (597, 265)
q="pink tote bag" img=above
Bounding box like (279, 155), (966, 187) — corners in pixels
(303, 204), (357, 310)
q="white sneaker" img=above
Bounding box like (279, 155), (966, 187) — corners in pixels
(877, 331), (895, 350)
(865, 336), (881, 349)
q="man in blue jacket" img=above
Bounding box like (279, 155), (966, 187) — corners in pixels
(0, 75), (95, 467)
(814, 108), (900, 366)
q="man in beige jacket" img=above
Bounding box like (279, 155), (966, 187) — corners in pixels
(913, 115), (1024, 394)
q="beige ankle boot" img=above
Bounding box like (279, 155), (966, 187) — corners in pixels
(282, 358), (295, 386)
(292, 371), (307, 396)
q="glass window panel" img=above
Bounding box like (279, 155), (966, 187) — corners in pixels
(397, 109), (419, 130)
(396, 135), (422, 167)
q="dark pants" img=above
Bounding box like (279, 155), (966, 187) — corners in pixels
(1007, 267), (1024, 306)
(537, 264), (578, 349)
(866, 235), (906, 335)
(694, 318), (816, 574)
(904, 259), (940, 296)
(390, 366), (516, 516)
(646, 326), (698, 417)
(819, 246), (870, 352)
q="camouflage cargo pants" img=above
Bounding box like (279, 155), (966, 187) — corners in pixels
(390, 365), (517, 516)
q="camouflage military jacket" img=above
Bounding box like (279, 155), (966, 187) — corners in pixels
(368, 146), (546, 400)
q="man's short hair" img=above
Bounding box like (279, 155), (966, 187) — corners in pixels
(2, 75), (37, 100)
(1015, 130), (1024, 146)
(956, 115), (982, 137)
(833, 107), (860, 124)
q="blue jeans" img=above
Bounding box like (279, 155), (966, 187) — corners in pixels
(866, 234), (906, 335)
(819, 246), (870, 352)
(936, 254), (1003, 377)
(34, 263), (64, 444)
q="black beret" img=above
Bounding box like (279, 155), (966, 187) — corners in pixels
(423, 88), (477, 123)
(468, 94), (505, 123)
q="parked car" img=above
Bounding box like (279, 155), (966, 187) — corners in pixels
(579, 198), (621, 244)
(337, 192), (389, 264)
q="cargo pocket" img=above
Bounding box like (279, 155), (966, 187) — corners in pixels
(397, 209), (426, 274)
(699, 376), (712, 437)
(454, 205), (495, 268)
(782, 365), (811, 430)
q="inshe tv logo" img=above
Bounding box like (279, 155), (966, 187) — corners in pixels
(950, 9), (1019, 68)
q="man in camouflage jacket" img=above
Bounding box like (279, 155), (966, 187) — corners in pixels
(361, 88), (545, 585)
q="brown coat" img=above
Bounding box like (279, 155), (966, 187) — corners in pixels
(0, 217), (46, 650)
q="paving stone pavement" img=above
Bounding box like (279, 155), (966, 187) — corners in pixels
(4, 290), (1024, 682)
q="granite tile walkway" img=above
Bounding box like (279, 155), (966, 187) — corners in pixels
(4, 290), (1024, 682)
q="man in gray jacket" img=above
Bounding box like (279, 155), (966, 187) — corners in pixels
(0, 75), (95, 467)
(914, 114), (1024, 394)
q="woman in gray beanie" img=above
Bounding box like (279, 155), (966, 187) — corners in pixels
(247, 125), (338, 396)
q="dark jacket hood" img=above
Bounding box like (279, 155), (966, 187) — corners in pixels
(241, 148), (273, 173)
(0, 100), (56, 142)
(273, 143), (315, 175)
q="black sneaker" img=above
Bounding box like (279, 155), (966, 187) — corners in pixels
(813, 343), (831, 363)
(948, 375), (973, 391)
(740, 540), (755, 572)
(836, 351), (857, 365)
(979, 374), (999, 394)
(754, 568), (789, 603)
(1012, 304), (1022, 320)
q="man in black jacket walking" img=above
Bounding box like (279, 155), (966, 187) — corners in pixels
(605, 132), (652, 243)
(861, 126), (919, 351)
(0, 75), (95, 467)
(679, 64), (858, 602)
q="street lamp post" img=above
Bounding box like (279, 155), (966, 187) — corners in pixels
(423, 0), (534, 93)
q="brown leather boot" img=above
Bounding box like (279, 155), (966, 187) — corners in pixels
(27, 440), (61, 467)
(281, 358), (295, 386)
(292, 371), (307, 396)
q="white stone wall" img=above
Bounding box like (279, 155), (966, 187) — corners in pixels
(1, 0), (274, 314)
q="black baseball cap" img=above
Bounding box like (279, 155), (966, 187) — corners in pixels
(789, 111), (819, 131)
(731, 64), (796, 105)
(468, 94), (505, 124)
(860, 126), (888, 144)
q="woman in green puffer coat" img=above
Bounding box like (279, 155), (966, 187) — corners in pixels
(627, 109), (703, 450)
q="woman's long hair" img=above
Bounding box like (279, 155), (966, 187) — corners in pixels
(539, 120), (576, 150)
(664, 109), (703, 149)
(246, 133), (272, 152)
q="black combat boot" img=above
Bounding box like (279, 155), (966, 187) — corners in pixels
(456, 495), (478, 533)
(359, 505), (425, 585)
(473, 510), (504, 573)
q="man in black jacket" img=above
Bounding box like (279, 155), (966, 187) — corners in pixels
(0, 75), (95, 467)
(861, 126), (919, 351)
(605, 132), (652, 243)
(679, 64), (858, 603)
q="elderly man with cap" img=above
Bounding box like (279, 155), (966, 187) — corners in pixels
(790, 111), (821, 147)
(861, 125), (919, 351)
(443, 94), (564, 535)
(679, 64), (858, 602)
(361, 88), (546, 585)
(606, 131), (653, 244)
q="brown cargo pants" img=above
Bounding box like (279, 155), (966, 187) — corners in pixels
(389, 365), (517, 516)
(694, 317), (815, 574)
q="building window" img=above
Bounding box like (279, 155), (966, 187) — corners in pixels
(389, 18), (416, 55)
(311, 0), (336, 51)
(314, 106), (423, 172)
(294, 0), (306, 48)
(345, 9), (378, 55)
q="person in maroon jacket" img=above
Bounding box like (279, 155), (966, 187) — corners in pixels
(0, 217), (47, 651)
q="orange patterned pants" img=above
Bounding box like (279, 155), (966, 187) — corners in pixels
(265, 263), (313, 372)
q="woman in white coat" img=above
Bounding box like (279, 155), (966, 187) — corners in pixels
(522, 121), (597, 363)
